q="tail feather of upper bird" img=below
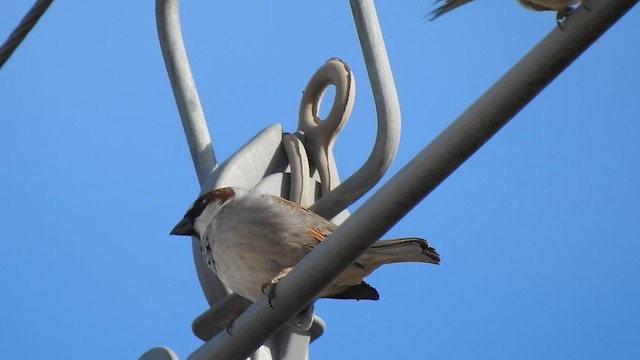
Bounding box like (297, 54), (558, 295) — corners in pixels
(428, 0), (475, 20)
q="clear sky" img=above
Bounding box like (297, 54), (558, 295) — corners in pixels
(1, 1), (639, 359)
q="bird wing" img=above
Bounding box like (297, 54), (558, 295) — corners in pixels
(271, 195), (336, 248)
(270, 195), (380, 300)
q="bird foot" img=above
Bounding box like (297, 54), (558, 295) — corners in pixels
(555, 7), (573, 29)
(556, 1), (591, 29)
(261, 267), (292, 308)
(261, 282), (277, 308)
(224, 305), (247, 336)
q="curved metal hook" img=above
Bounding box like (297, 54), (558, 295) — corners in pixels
(282, 133), (314, 207)
(309, 0), (401, 220)
(156, 0), (216, 186)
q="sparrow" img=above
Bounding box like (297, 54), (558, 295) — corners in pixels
(171, 187), (440, 307)
(429, 0), (588, 25)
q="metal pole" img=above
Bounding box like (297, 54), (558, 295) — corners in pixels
(309, 0), (401, 220)
(157, 0), (217, 185)
(188, 0), (637, 358)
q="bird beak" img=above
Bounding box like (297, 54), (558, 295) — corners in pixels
(170, 217), (196, 236)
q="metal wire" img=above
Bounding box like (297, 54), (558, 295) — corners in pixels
(0, 0), (53, 70)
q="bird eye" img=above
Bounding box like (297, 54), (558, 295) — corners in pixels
(187, 198), (209, 217)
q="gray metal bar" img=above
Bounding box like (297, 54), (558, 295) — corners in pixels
(309, 0), (401, 220)
(157, 0), (216, 185)
(188, 0), (637, 359)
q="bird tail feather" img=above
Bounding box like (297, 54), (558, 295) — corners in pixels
(363, 237), (441, 268)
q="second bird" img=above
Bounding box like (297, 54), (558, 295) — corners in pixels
(430, 0), (587, 23)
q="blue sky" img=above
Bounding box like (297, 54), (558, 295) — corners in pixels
(1, 1), (639, 359)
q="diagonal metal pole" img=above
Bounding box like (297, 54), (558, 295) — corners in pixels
(187, 0), (638, 359)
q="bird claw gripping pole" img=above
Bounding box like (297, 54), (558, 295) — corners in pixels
(145, 0), (402, 359)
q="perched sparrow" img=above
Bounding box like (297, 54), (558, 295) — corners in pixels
(429, 0), (587, 24)
(171, 187), (440, 305)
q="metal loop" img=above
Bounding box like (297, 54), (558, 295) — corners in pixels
(298, 58), (354, 137)
(298, 58), (355, 196)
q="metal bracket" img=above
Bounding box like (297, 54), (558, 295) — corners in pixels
(149, 0), (403, 359)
